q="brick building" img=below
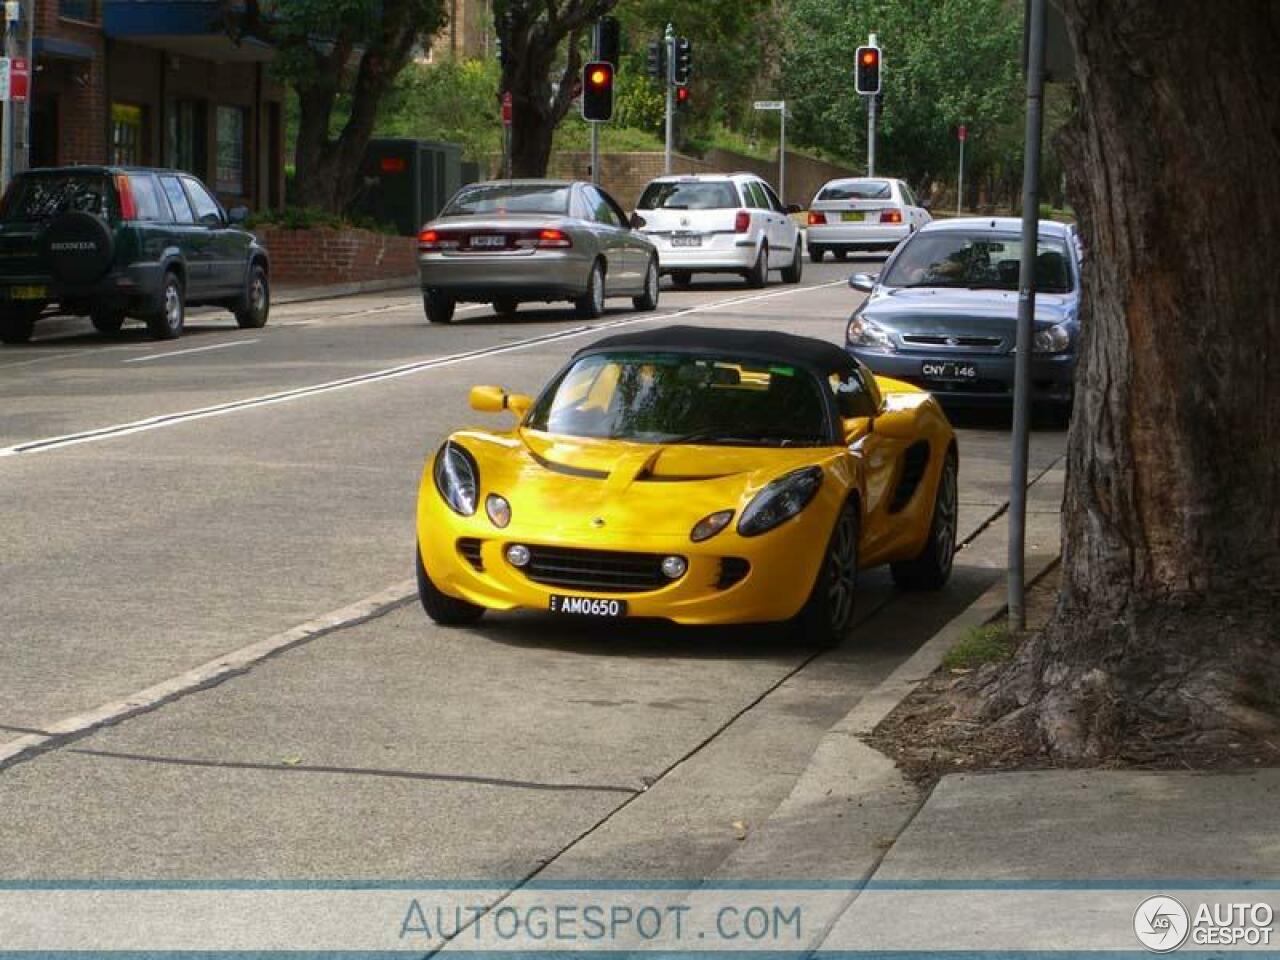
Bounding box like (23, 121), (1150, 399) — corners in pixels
(426, 0), (491, 62)
(30, 0), (285, 211)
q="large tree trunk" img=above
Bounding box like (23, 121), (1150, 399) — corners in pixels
(991, 0), (1280, 760)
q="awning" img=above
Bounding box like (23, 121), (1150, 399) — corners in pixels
(103, 0), (274, 63)
(32, 37), (98, 60)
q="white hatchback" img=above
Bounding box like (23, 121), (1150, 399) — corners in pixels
(806, 177), (931, 262)
(632, 173), (804, 288)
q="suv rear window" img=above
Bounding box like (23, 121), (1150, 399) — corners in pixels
(0, 174), (115, 223)
(818, 180), (891, 201)
(637, 181), (739, 211)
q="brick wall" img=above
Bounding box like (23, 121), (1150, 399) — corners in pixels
(256, 226), (419, 287)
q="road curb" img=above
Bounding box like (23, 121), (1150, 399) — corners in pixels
(0, 581), (416, 772)
(275, 276), (418, 306)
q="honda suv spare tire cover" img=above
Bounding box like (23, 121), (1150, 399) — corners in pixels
(41, 212), (115, 285)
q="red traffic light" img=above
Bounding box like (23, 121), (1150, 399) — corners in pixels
(589, 66), (610, 88)
(855, 44), (882, 95)
(860, 49), (878, 67)
(581, 60), (614, 122)
(676, 86), (690, 104)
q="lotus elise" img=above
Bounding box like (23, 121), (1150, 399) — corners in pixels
(415, 326), (958, 644)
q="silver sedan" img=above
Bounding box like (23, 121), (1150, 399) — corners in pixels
(417, 180), (660, 323)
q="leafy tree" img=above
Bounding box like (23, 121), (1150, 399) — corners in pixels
(495, 0), (619, 177)
(378, 59), (506, 163)
(233, 0), (447, 212)
(782, 0), (1023, 192)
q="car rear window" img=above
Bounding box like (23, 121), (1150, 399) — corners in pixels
(818, 180), (892, 201)
(441, 184), (571, 216)
(637, 181), (739, 211)
(0, 173), (115, 223)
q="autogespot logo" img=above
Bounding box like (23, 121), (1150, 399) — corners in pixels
(1134, 895), (1190, 952)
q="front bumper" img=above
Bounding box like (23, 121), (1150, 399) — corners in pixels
(416, 494), (834, 627)
(847, 347), (1076, 404)
(418, 250), (592, 302)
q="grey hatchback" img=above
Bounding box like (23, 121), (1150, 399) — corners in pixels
(0, 166), (270, 343)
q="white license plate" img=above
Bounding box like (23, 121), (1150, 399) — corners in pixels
(921, 361), (979, 380)
(670, 235), (702, 248)
(471, 235), (507, 248)
(549, 595), (628, 618)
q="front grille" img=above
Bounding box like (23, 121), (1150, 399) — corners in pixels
(890, 441), (930, 513)
(716, 557), (751, 589)
(901, 334), (1004, 351)
(457, 538), (484, 571)
(522, 546), (677, 594)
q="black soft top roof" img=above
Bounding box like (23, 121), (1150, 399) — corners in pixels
(577, 325), (856, 376)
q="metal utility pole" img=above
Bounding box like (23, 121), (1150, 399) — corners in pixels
(663, 23), (674, 174)
(1008, 0), (1047, 631)
(0, 2), (14, 190)
(865, 32), (878, 177)
(779, 105), (787, 205)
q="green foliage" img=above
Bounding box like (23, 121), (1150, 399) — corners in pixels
(377, 59), (506, 162)
(782, 0), (1024, 186)
(613, 73), (667, 136)
(942, 623), (1016, 670)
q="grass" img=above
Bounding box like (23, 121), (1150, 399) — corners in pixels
(941, 623), (1017, 670)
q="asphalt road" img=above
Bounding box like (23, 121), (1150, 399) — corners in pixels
(0, 259), (1066, 886)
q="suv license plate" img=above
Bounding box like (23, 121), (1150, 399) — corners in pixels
(671, 235), (702, 247)
(8, 285), (47, 300)
(471, 235), (506, 248)
(921, 361), (978, 380)
(549, 595), (628, 618)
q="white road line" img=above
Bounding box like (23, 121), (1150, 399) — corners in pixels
(122, 339), (261, 363)
(0, 580), (416, 772)
(0, 281), (843, 459)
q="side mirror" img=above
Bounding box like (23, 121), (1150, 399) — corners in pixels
(842, 416), (873, 444)
(228, 205), (250, 224)
(629, 212), (646, 230)
(849, 273), (878, 293)
(785, 203), (804, 215)
(469, 385), (533, 418)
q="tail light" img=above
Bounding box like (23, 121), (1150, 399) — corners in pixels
(418, 228), (460, 251)
(734, 210), (751, 233)
(879, 209), (903, 224)
(807, 211), (826, 225)
(114, 174), (137, 221)
(514, 228), (573, 249)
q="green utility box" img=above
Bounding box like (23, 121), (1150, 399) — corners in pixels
(351, 139), (472, 236)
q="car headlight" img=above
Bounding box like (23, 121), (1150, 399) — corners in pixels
(846, 314), (894, 351)
(737, 467), (824, 537)
(433, 440), (479, 516)
(1033, 321), (1072, 354)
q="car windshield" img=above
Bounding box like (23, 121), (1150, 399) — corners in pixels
(637, 181), (739, 210)
(882, 232), (1074, 293)
(818, 180), (891, 201)
(440, 184), (571, 216)
(526, 352), (832, 447)
(0, 173), (114, 223)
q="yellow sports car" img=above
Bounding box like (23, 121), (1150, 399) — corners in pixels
(415, 326), (958, 644)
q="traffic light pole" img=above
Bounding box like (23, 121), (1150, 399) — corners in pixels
(779, 106), (786, 205)
(663, 24), (674, 175)
(867, 96), (877, 177)
(1008, 0), (1047, 632)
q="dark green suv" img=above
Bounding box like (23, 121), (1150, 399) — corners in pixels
(0, 166), (270, 344)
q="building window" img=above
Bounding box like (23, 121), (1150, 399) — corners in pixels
(111, 103), (144, 165)
(167, 100), (206, 178)
(59, 0), (97, 21)
(215, 106), (246, 196)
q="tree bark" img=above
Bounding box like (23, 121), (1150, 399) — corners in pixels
(990, 0), (1280, 760)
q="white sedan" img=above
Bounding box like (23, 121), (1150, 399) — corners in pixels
(806, 177), (931, 262)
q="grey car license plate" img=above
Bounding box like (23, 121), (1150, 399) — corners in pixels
(549, 595), (628, 618)
(471, 235), (507, 248)
(921, 361), (978, 380)
(671, 235), (702, 247)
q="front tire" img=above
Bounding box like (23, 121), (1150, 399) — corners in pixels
(670, 270), (692, 288)
(891, 449), (958, 590)
(796, 504), (859, 647)
(146, 271), (185, 340)
(492, 297), (518, 317)
(745, 243), (768, 288)
(416, 545), (485, 625)
(575, 260), (606, 319)
(832, 249), (848, 262)
(0, 303), (41, 344)
(809, 245), (825, 264)
(235, 263), (271, 329)
(91, 308), (126, 335)
(424, 290), (456, 324)
(632, 257), (660, 311)
(781, 243), (803, 284)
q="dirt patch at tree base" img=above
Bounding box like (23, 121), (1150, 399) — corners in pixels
(868, 565), (1280, 787)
